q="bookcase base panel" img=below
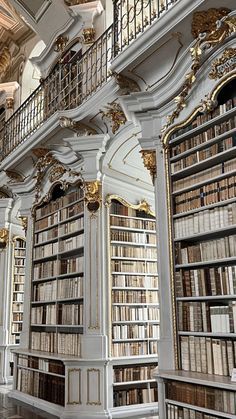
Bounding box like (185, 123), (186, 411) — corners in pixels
(8, 390), (64, 417)
(108, 402), (159, 418)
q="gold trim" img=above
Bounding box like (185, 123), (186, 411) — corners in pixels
(87, 368), (101, 405)
(18, 217), (28, 234)
(105, 194), (155, 217)
(162, 12), (236, 133)
(209, 48), (236, 79)
(191, 8), (231, 39)
(84, 181), (101, 213)
(54, 35), (69, 53)
(101, 103), (126, 134)
(0, 228), (9, 248)
(140, 149), (157, 182)
(83, 28), (95, 44)
(67, 368), (82, 405)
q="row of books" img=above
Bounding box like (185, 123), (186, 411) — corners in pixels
(34, 241), (58, 259)
(33, 277), (83, 301)
(12, 312), (23, 321)
(113, 387), (157, 406)
(35, 189), (83, 219)
(12, 323), (22, 333)
(112, 341), (158, 357)
(171, 117), (236, 155)
(31, 331), (81, 355)
(175, 266), (236, 297)
(31, 303), (83, 325)
(174, 176), (236, 214)
(113, 364), (156, 382)
(34, 217), (84, 244)
(110, 202), (152, 218)
(171, 135), (236, 173)
(34, 233), (84, 259)
(111, 245), (157, 259)
(112, 306), (159, 321)
(14, 249), (26, 256)
(170, 98), (236, 140)
(176, 235), (236, 265)
(35, 201), (84, 231)
(167, 404), (222, 419)
(178, 301), (236, 333)
(112, 324), (160, 340)
(14, 267), (25, 275)
(166, 380), (236, 414)
(13, 293), (24, 302)
(18, 355), (65, 375)
(14, 284), (24, 292)
(172, 158), (236, 192)
(180, 336), (236, 376)
(17, 368), (65, 406)
(111, 230), (156, 244)
(174, 203), (236, 238)
(13, 274), (25, 283)
(110, 216), (156, 231)
(15, 259), (25, 266)
(112, 290), (159, 304)
(111, 260), (157, 273)
(34, 255), (84, 279)
(12, 302), (23, 311)
(112, 275), (158, 288)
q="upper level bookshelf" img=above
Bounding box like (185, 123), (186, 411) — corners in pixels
(31, 184), (84, 358)
(10, 237), (26, 345)
(160, 77), (236, 418)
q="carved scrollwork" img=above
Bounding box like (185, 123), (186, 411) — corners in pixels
(84, 181), (101, 213)
(18, 216), (28, 234)
(101, 103), (126, 134)
(140, 150), (157, 182)
(0, 228), (9, 249)
(112, 71), (141, 95)
(209, 47), (236, 79)
(59, 116), (97, 135)
(5, 170), (25, 183)
(191, 8), (231, 39)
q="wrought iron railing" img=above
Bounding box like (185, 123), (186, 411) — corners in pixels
(0, 0), (178, 161)
(113, 0), (178, 54)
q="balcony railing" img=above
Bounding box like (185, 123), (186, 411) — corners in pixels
(0, 0), (178, 161)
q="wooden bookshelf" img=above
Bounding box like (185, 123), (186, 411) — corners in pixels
(10, 237), (26, 345)
(158, 78), (236, 418)
(108, 198), (159, 408)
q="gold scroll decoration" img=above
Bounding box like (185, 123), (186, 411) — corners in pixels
(209, 47), (236, 79)
(84, 181), (101, 213)
(0, 228), (9, 249)
(140, 150), (157, 182)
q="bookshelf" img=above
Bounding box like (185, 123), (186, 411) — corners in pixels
(156, 78), (236, 417)
(10, 237), (26, 345)
(108, 197), (159, 410)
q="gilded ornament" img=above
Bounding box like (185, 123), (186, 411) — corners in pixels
(54, 35), (69, 53)
(162, 11), (236, 134)
(209, 48), (236, 79)
(84, 181), (101, 212)
(83, 28), (95, 44)
(32, 148), (49, 158)
(191, 8), (231, 39)
(5, 98), (14, 109)
(102, 103), (126, 134)
(112, 71), (141, 94)
(18, 216), (28, 233)
(59, 116), (97, 135)
(106, 194), (155, 217)
(48, 164), (66, 183)
(0, 228), (9, 248)
(5, 170), (24, 183)
(140, 150), (157, 182)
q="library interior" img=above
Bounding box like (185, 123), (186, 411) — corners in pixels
(0, 0), (235, 418)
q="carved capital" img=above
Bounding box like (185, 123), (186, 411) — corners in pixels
(102, 103), (126, 134)
(6, 97), (14, 109)
(83, 28), (95, 44)
(112, 72), (141, 95)
(59, 116), (97, 135)
(84, 181), (101, 213)
(140, 150), (157, 181)
(0, 228), (9, 249)
(19, 216), (28, 234)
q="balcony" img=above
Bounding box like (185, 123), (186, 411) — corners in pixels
(0, 0), (178, 162)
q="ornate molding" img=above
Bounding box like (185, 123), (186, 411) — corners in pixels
(0, 47), (11, 81)
(101, 103), (126, 134)
(106, 194), (155, 217)
(140, 150), (157, 182)
(84, 181), (101, 212)
(191, 8), (231, 38)
(162, 12), (236, 134)
(59, 116), (97, 135)
(209, 47), (236, 79)
(0, 228), (9, 249)
(5, 170), (25, 183)
(5, 97), (14, 109)
(112, 71), (141, 95)
(83, 28), (95, 44)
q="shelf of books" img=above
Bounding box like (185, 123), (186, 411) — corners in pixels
(15, 183), (84, 407)
(10, 237), (26, 345)
(109, 198), (159, 409)
(159, 79), (236, 417)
